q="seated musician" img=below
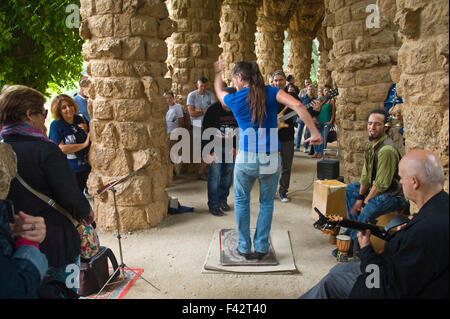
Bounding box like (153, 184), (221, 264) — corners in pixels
(301, 149), (448, 299)
(332, 109), (409, 258)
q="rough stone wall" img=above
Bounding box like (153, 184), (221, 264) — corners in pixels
(166, 0), (223, 105)
(256, 0), (298, 81)
(394, 0), (449, 193)
(79, 0), (172, 231)
(219, 0), (261, 85)
(286, 0), (324, 86)
(324, 0), (402, 183)
(317, 24), (333, 87)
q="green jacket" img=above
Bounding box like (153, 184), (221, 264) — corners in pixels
(360, 134), (402, 196)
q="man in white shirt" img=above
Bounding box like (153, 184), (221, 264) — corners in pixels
(165, 91), (184, 134)
(186, 77), (217, 180)
(187, 77), (216, 127)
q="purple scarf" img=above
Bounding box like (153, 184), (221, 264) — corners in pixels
(1, 123), (54, 144)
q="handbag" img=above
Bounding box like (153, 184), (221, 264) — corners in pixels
(327, 125), (337, 143)
(78, 246), (119, 297)
(15, 174), (99, 259)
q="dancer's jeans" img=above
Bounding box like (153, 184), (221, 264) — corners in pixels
(234, 151), (281, 253)
(295, 119), (305, 148)
(207, 161), (234, 209)
(345, 182), (409, 240)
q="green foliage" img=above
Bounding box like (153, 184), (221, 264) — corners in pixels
(310, 39), (319, 86)
(0, 0), (83, 95)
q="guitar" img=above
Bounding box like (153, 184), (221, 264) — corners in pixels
(312, 207), (409, 241)
(277, 88), (339, 130)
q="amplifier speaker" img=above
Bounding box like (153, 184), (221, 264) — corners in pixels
(317, 159), (340, 180)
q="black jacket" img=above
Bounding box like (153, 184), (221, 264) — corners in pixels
(201, 101), (238, 163)
(4, 134), (91, 268)
(350, 190), (449, 299)
(277, 91), (299, 142)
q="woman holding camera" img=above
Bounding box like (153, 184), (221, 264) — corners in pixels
(49, 94), (91, 192)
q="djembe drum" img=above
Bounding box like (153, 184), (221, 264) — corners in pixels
(328, 227), (340, 245)
(336, 234), (351, 263)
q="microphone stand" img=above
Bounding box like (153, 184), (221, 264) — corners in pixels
(94, 164), (160, 297)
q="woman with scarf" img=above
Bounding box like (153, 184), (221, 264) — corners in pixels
(0, 85), (93, 293)
(214, 61), (322, 260)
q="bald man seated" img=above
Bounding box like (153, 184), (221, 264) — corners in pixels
(300, 149), (449, 299)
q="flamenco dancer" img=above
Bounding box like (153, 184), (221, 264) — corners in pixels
(213, 60), (322, 259)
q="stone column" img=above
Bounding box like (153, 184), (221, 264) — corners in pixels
(317, 25), (333, 87)
(324, 0), (401, 183)
(286, 33), (314, 86)
(286, 0), (324, 85)
(256, 0), (298, 81)
(394, 0), (449, 192)
(79, 0), (173, 231)
(166, 0), (223, 105)
(219, 0), (261, 84)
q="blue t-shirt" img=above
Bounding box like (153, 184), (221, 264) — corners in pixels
(49, 115), (90, 173)
(223, 85), (280, 153)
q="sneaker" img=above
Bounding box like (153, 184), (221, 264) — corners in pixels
(209, 207), (224, 216)
(295, 147), (300, 152)
(303, 147), (308, 153)
(220, 202), (231, 212)
(279, 193), (289, 202)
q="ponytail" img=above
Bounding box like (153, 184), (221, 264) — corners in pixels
(232, 62), (266, 128)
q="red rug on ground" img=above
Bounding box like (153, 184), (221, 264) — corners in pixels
(83, 267), (143, 299)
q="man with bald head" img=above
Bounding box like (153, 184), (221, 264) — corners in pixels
(300, 149), (448, 299)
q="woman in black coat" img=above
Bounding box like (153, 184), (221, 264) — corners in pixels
(0, 142), (48, 298)
(0, 85), (94, 292)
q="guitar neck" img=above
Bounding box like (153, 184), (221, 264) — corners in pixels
(337, 218), (388, 240)
(305, 94), (329, 108)
(278, 91), (337, 123)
